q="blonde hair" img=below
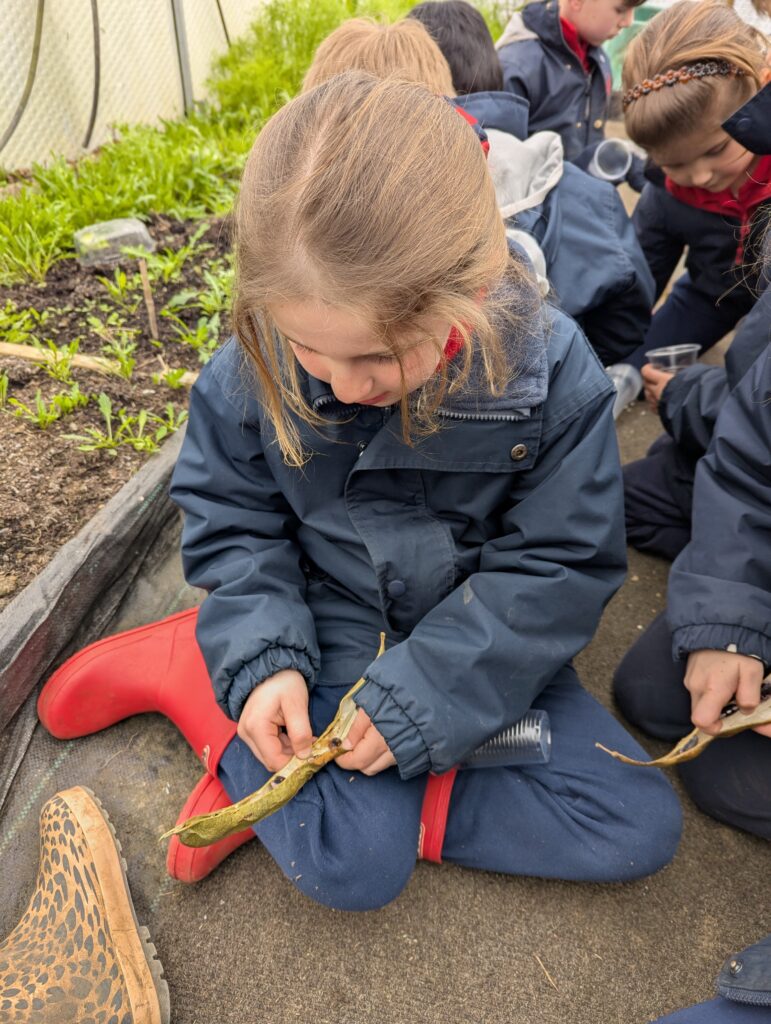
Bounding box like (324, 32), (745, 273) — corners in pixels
(233, 71), (539, 466)
(623, 0), (767, 151)
(303, 18), (455, 95)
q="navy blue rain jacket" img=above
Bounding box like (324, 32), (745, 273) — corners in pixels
(667, 342), (771, 666)
(659, 283), (771, 460)
(170, 306), (626, 779)
(496, 0), (611, 163)
(455, 90), (654, 365)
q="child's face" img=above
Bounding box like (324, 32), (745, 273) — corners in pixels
(270, 297), (451, 407)
(563, 0), (634, 46)
(651, 125), (757, 193)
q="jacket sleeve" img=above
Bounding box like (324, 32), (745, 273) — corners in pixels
(499, 43), (541, 109)
(632, 183), (685, 302)
(659, 286), (771, 458)
(667, 347), (771, 667)
(658, 364), (728, 460)
(169, 343), (320, 721)
(575, 180), (655, 364)
(354, 323), (627, 778)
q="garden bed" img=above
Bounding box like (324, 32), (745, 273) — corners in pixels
(0, 215), (230, 612)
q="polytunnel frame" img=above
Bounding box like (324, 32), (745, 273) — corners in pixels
(0, 0), (234, 159)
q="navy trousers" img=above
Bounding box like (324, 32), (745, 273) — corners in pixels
(614, 611), (771, 840)
(218, 665), (682, 911)
(654, 998), (771, 1022)
(623, 435), (696, 561)
(624, 273), (752, 371)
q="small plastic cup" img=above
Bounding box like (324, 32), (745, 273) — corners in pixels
(644, 344), (701, 374)
(74, 217), (155, 268)
(605, 363), (642, 419)
(587, 139), (632, 183)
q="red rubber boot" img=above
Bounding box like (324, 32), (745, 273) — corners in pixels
(37, 606), (256, 882)
(38, 606), (234, 774)
(166, 774), (254, 883)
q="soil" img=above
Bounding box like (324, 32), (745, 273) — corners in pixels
(0, 216), (231, 613)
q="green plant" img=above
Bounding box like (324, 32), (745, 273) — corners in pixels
(65, 393), (187, 455)
(96, 267), (141, 312)
(100, 334), (137, 379)
(163, 257), (233, 318)
(31, 337), (81, 383)
(0, 372), (8, 408)
(151, 366), (187, 389)
(0, 300), (49, 345)
(125, 224), (211, 285)
(167, 312), (221, 364)
(9, 383), (89, 428)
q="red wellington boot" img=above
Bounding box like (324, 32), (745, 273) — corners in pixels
(166, 773), (254, 883)
(38, 606), (235, 774)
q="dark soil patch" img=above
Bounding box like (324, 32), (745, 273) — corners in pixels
(0, 216), (231, 612)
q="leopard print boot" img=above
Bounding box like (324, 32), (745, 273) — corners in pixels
(0, 787), (170, 1024)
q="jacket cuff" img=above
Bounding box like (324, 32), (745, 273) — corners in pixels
(353, 678), (431, 780)
(671, 624), (771, 668)
(222, 645), (319, 722)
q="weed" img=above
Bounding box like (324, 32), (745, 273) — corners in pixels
(31, 337), (81, 383)
(100, 334), (138, 379)
(96, 267), (141, 313)
(65, 393), (187, 455)
(0, 300), (49, 345)
(151, 367), (187, 389)
(166, 312), (221, 364)
(9, 383), (89, 428)
(164, 257), (233, 319)
(124, 224), (211, 285)
(0, 373), (8, 408)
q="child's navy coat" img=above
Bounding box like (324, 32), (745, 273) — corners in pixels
(496, 0), (611, 163)
(667, 341), (771, 666)
(456, 90), (654, 364)
(170, 304), (626, 779)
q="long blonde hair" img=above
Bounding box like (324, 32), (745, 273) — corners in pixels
(623, 1), (766, 151)
(303, 17), (455, 94)
(232, 72), (539, 466)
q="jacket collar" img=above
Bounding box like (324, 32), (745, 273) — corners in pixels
(723, 83), (771, 156)
(305, 305), (549, 422)
(453, 92), (530, 141)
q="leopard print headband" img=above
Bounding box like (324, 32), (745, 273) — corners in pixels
(622, 60), (746, 110)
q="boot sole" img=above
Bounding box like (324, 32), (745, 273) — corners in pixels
(60, 786), (171, 1024)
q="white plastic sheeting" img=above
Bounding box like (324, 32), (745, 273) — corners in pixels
(1, 0), (262, 171)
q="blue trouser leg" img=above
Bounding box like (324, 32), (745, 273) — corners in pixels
(624, 273), (752, 371)
(623, 435), (696, 560)
(653, 998), (771, 1022)
(614, 612), (771, 841)
(441, 668), (681, 882)
(219, 667), (682, 911)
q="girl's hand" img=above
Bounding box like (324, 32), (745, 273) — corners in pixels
(335, 708), (396, 775)
(237, 669), (315, 771)
(641, 364), (675, 412)
(684, 649), (771, 737)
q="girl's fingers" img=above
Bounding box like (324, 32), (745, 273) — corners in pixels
(341, 708), (371, 752)
(691, 683), (733, 734)
(336, 725), (386, 770)
(735, 662), (763, 712)
(360, 750), (397, 776)
(282, 692), (314, 759)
